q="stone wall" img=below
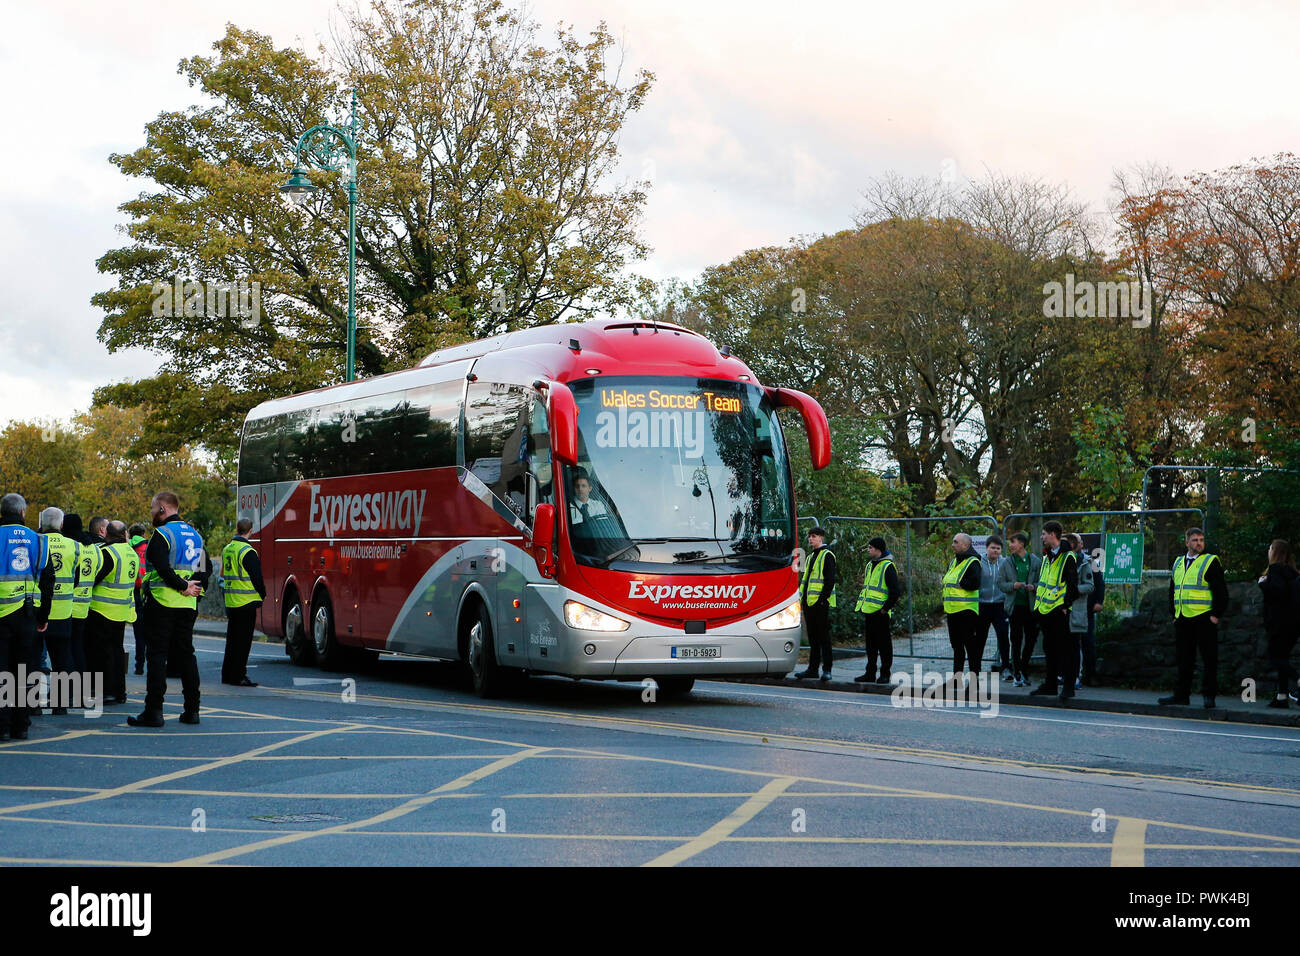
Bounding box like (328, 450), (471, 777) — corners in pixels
(1096, 581), (1278, 693)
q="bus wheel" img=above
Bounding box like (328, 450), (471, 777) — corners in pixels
(656, 677), (695, 697)
(464, 602), (505, 699)
(284, 597), (314, 666)
(312, 594), (347, 672)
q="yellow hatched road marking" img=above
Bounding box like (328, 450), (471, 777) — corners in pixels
(645, 776), (796, 867)
(0, 726), (361, 817)
(170, 747), (549, 866)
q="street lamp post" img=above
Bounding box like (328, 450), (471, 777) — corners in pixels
(281, 90), (360, 382)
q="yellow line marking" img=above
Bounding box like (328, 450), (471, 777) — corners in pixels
(645, 776), (796, 867)
(258, 684), (1300, 798)
(1112, 818), (1147, 867)
(0, 729), (102, 749)
(171, 747), (549, 866)
(0, 725), (361, 817)
(138, 788), (431, 799)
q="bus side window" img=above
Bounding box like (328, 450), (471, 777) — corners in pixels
(526, 397), (553, 518)
(465, 383), (531, 511)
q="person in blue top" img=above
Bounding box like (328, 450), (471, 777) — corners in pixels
(128, 491), (209, 729)
(0, 493), (56, 739)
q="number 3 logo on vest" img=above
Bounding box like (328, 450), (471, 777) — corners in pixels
(184, 540), (198, 563)
(11, 550), (30, 573)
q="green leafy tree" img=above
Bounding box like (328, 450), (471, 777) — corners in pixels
(93, 0), (653, 458)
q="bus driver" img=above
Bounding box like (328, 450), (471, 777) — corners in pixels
(569, 469), (608, 525)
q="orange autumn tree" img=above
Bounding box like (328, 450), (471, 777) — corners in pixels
(1114, 155), (1300, 463)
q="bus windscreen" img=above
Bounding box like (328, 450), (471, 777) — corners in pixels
(564, 376), (795, 570)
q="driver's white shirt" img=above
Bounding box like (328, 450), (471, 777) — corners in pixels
(569, 497), (608, 524)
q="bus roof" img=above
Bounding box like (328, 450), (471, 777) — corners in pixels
(245, 318), (759, 423)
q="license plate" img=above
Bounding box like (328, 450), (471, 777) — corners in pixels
(672, 645), (722, 659)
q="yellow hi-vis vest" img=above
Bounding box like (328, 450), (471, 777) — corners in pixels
(1034, 549), (1072, 614)
(72, 543), (102, 620)
(801, 548), (836, 607)
(0, 525), (46, 619)
(1173, 553), (1218, 619)
(90, 542), (139, 623)
(222, 539), (260, 608)
(942, 555), (979, 614)
(43, 531), (80, 622)
(856, 558), (894, 615)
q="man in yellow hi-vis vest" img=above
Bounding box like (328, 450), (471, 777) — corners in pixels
(1029, 521), (1080, 700)
(37, 506), (80, 715)
(1160, 527), (1228, 709)
(220, 517), (266, 686)
(943, 533), (984, 675)
(87, 521), (139, 707)
(795, 527), (837, 681)
(854, 536), (899, 684)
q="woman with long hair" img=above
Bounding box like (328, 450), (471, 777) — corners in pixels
(1258, 539), (1299, 709)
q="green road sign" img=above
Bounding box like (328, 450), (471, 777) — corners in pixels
(1103, 533), (1144, 585)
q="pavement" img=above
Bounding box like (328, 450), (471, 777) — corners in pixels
(757, 646), (1300, 728)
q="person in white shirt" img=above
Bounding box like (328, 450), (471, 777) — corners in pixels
(568, 472), (607, 525)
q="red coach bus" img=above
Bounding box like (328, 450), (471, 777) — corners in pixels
(236, 319), (831, 697)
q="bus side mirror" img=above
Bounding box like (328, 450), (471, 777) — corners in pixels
(547, 382), (578, 466)
(764, 386), (832, 470)
(532, 503), (556, 578)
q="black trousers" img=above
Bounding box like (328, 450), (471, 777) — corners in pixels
(222, 604), (259, 683)
(0, 609), (37, 733)
(804, 600), (833, 674)
(946, 609), (983, 672)
(1265, 628), (1298, 698)
(1174, 614), (1218, 698)
(1036, 607), (1074, 692)
(1009, 604), (1038, 677)
(68, 616), (88, 682)
(42, 618), (72, 709)
(142, 601), (200, 715)
(979, 602), (1010, 669)
(86, 611), (127, 702)
(861, 611), (892, 680)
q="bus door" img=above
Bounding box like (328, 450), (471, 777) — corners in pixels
(518, 394), (559, 670)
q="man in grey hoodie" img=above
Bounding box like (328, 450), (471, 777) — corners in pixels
(978, 536), (1011, 679)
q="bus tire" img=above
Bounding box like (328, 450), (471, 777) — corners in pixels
(656, 677), (695, 697)
(464, 601), (506, 699)
(284, 593), (314, 666)
(312, 593), (347, 672)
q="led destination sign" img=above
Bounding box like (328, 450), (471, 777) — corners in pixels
(600, 388), (742, 414)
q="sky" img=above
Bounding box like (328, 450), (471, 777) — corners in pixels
(3, 0), (1300, 428)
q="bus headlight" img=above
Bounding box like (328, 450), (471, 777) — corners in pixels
(564, 600), (630, 632)
(756, 601), (801, 631)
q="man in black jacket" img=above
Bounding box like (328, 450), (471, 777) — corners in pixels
(1161, 528), (1229, 708)
(1029, 521), (1080, 701)
(795, 528), (837, 681)
(944, 533), (985, 675)
(854, 537), (900, 683)
(220, 518), (267, 686)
